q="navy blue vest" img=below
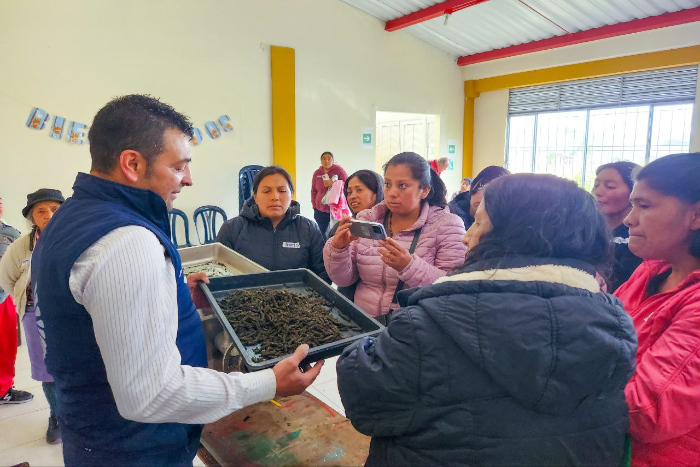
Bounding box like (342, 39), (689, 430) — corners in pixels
(32, 173), (207, 462)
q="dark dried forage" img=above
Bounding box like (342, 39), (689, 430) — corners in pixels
(217, 288), (356, 361)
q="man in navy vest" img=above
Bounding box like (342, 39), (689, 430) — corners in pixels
(31, 95), (323, 466)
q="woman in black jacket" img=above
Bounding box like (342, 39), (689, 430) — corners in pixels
(216, 166), (329, 282)
(592, 161), (643, 291)
(337, 173), (637, 466)
(448, 165), (509, 229)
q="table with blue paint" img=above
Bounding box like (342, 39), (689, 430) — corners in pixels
(199, 392), (370, 466)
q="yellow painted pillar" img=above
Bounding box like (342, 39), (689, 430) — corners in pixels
(462, 80), (479, 178)
(270, 46), (296, 195)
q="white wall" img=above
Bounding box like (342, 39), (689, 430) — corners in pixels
(0, 0), (464, 230)
(462, 23), (700, 172)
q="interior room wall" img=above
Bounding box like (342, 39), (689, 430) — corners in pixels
(0, 0), (464, 230)
(462, 22), (700, 174)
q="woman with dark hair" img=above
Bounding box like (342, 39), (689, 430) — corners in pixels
(448, 165), (510, 229)
(328, 169), (384, 238)
(310, 151), (348, 237)
(592, 161), (643, 291)
(328, 170), (384, 300)
(216, 166), (329, 282)
(345, 169), (384, 216)
(614, 153), (700, 467)
(324, 152), (466, 320)
(0, 188), (65, 444)
(450, 177), (472, 201)
(338, 173), (636, 466)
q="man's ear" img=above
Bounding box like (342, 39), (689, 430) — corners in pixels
(119, 150), (146, 183)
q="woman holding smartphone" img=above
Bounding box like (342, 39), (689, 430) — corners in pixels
(323, 152), (466, 320)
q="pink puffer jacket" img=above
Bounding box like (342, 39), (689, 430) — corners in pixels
(323, 202), (466, 317)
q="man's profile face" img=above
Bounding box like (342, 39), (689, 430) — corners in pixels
(139, 128), (193, 210)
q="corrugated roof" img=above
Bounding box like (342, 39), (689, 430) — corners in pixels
(340, 0), (700, 58)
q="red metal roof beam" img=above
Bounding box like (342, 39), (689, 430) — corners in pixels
(457, 6), (700, 66)
(385, 0), (490, 32)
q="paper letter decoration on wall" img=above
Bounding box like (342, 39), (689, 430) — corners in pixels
(67, 122), (88, 144)
(218, 115), (233, 133)
(191, 127), (203, 146)
(26, 108), (50, 130)
(50, 116), (66, 140)
(205, 121), (221, 139)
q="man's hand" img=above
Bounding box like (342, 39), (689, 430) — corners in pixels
(187, 271), (209, 289)
(187, 272), (210, 309)
(272, 344), (324, 397)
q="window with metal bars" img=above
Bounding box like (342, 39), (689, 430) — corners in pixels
(505, 66), (697, 190)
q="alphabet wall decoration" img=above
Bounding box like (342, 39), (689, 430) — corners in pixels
(25, 107), (234, 147)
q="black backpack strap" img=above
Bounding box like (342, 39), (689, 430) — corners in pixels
(390, 227), (422, 306)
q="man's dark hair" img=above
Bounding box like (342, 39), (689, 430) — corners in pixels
(88, 94), (194, 174)
(253, 166), (295, 195)
(466, 173), (611, 269)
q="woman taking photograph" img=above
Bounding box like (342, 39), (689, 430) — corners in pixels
(615, 153), (700, 467)
(216, 166), (329, 282)
(337, 173), (636, 466)
(324, 152), (466, 319)
(310, 151), (348, 237)
(0, 188), (65, 444)
(592, 161), (643, 291)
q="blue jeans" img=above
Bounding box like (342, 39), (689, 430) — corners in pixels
(314, 208), (330, 239)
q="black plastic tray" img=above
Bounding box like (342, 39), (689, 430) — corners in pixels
(200, 269), (383, 371)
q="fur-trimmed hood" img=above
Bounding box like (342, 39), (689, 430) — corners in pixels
(398, 256), (637, 416)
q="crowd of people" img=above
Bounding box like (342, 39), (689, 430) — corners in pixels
(0, 93), (698, 467)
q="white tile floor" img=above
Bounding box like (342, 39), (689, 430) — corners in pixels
(0, 340), (63, 466)
(306, 356), (346, 417)
(0, 344), (344, 466)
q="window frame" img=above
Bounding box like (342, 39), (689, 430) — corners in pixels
(505, 99), (695, 187)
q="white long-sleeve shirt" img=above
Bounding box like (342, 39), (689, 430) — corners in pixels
(68, 226), (276, 425)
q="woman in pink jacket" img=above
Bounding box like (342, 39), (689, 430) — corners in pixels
(311, 151), (348, 238)
(324, 152), (466, 320)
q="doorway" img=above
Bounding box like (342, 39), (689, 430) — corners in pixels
(375, 111), (440, 173)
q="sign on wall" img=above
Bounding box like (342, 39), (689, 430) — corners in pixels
(26, 106), (234, 146)
(361, 126), (374, 149)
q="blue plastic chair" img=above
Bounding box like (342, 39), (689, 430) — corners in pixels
(168, 209), (193, 248)
(239, 165), (264, 212)
(194, 205), (228, 245)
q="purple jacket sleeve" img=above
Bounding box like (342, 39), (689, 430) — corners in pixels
(398, 213), (467, 288)
(323, 238), (359, 287)
(311, 168), (320, 211)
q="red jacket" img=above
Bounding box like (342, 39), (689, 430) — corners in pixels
(615, 261), (700, 467)
(429, 159), (444, 175)
(311, 165), (348, 213)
